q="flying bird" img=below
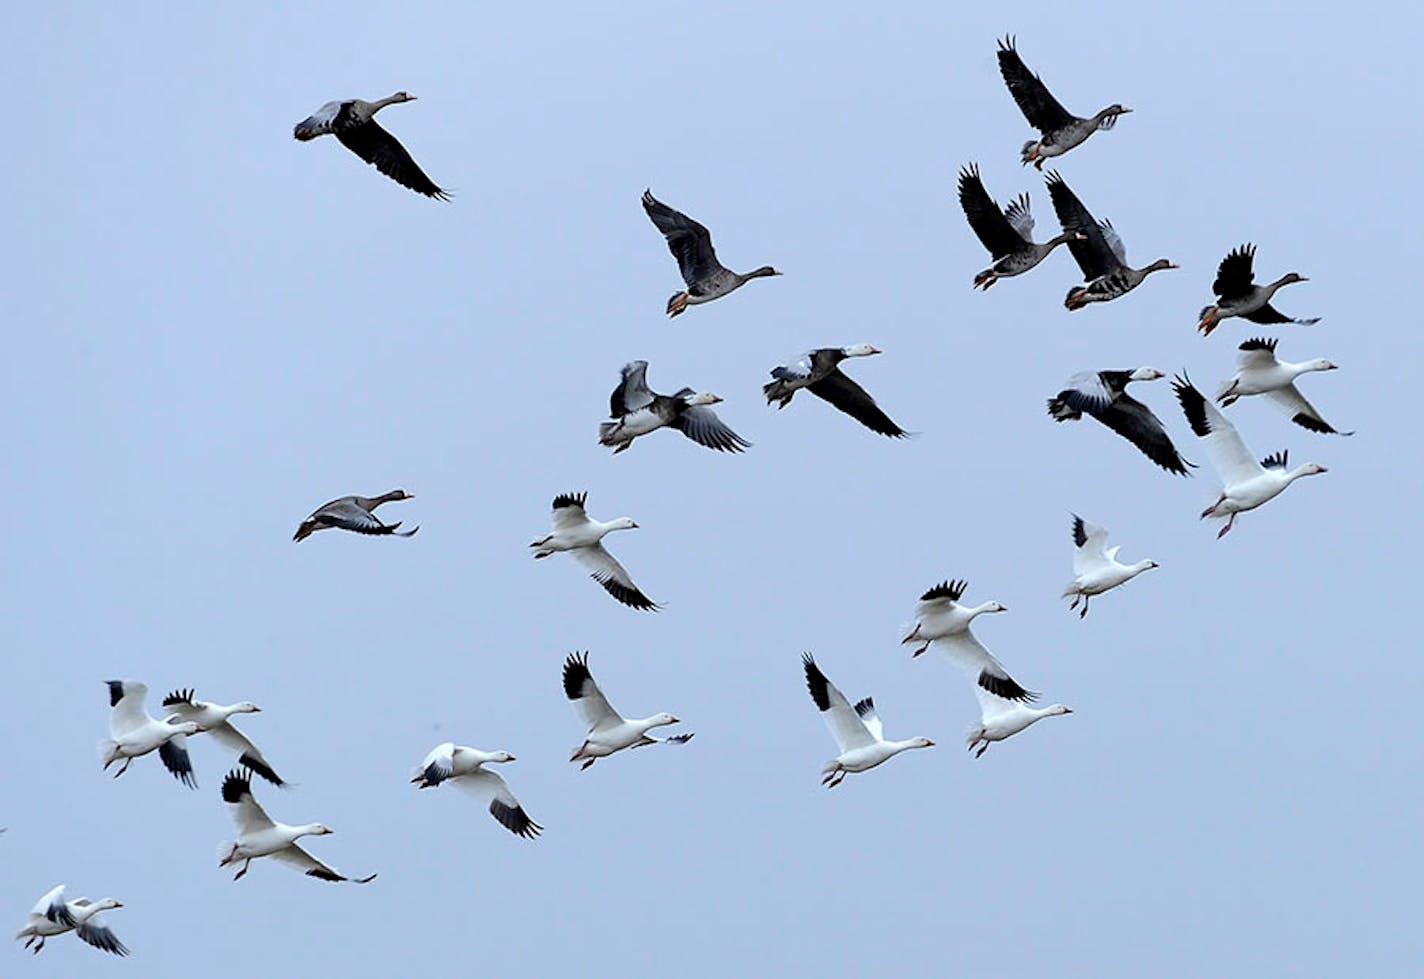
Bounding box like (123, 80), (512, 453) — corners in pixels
(563, 653), (692, 770)
(160, 689), (286, 786)
(599, 360), (749, 454)
(1048, 367), (1193, 475)
(997, 36), (1131, 168)
(903, 580), (1032, 701)
(1046, 171), (1176, 309)
(15, 886), (126, 956)
(293, 92), (449, 199)
(531, 492), (658, 611)
(1062, 516), (1159, 618)
(1173, 375), (1328, 537)
(763, 345), (908, 437)
(411, 743), (542, 839)
(99, 681), (200, 787)
(642, 190), (780, 317)
(957, 164), (1083, 289)
(966, 692), (1073, 759)
(1197, 244), (1319, 335)
(1217, 339), (1351, 435)
(218, 769), (375, 883)
(801, 654), (934, 788)
(293, 490), (418, 542)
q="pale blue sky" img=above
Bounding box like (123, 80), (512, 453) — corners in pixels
(3, 4), (1416, 976)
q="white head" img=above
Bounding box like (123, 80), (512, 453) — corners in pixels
(1298, 463), (1329, 477)
(1129, 367), (1165, 382)
(1306, 358), (1339, 372)
(232, 701), (261, 714)
(93, 898), (123, 913)
(1047, 705), (1073, 717)
(1137, 559), (1160, 573)
(683, 392), (723, 407)
(975, 601), (1009, 616)
(907, 736), (935, 749)
(309, 824), (334, 836)
(842, 344), (881, 358)
(609, 517), (639, 531)
(491, 750), (516, 763)
(649, 712), (680, 729)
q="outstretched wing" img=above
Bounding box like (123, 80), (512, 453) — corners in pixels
(957, 164), (1029, 258)
(572, 544), (660, 611)
(935, 631), (1037, 703)
(562, 652), (623, 733)
(673, 405), (751, 452)
(1096, 394), (1194, 475)
(802, 654), (876, 753)
(997, 36), (1075, 134)
(76, 915), (129, 956)
(453, 768), (544, 840)
(807, 371), (907, 438)
(642, 190), (724, 285)
(1173, 375), (1261, 485)
(1071, 515), (1112, 576)
(1045, 172), (1120, 279)
(270, 843), (376, 884)
(335, 119), (449, 200)
(1213, 244), (1257, 300)
(611, 361), (654, 416)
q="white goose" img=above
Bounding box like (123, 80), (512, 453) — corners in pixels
(1174, 375), (1328, 537)
(412, 743), (542, 839)
(161, 689), (285, 786)
(801, 654), (934, 787)
(1062, 516), (1158, 618)
(531, 492), (658, 611)
(1216, 338), (1351, 435)
(15, 885), (127, 956)
(563, 653), (692, 770)
(966, 691), (1073, 759)
(218, 769), (376, 883)
(901, 580), (1034, 701)
(100, 681), (200, 787)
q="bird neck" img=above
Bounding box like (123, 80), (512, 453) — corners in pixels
(371, 93), (406, 113)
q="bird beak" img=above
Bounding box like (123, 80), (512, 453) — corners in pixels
(506, 755), (517, 762)
(1119, 107), (1133, 114)
(1064, 707), (1074, 714)
(406, 492), (416, 499)
(631, 521), (640, 528)
(1167, 263), (1181, 269)
(252, 706), (262, 712)
(670, 716), (681, 724)
(868, 347), (882, 355)
(707, 395), (724, 404)
(925, 740), (936, 746)
(113, 901), (124, 908)
(1316, 466), (1329, 473)
(1298, 275), (1310, 282)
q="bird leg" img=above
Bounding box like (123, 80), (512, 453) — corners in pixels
(233, 859), (250, 881)
(1033, 157), (1045, 171)
(910, 643), (929, 658)
(1079, 595), (1090, 619)
(975, 741), (990, 758)
(32, 937), (44, 954)
(1069, 593), (1080, 611)
(1197, 308), (1220, 334)
(580, 758), (596, 771)
(1217, 513), (1236, 539)
(666, 292), (690, 317)
(113, 757), (130, 778)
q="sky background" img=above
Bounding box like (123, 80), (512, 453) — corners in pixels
(2, 3), (1417, 976)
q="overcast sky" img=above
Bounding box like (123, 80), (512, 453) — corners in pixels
(3, 3), (1417, 976)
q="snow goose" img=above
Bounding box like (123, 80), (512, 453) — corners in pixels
(100, 681), (200, 787)
(294, 93), (449, 199)
(958, 164), (1084, 289)
(997, 36), (1130, 169)
(801, 654), (933, 788)
(1217, 339), (1352, 435)
(642, 190), (780, 317)
(218, 769), (375, 883)
(1062, 516), (1158, 618)
(412, 743), (542, 839)
(293, 489), (418, 542)
(901, 580), (1033, 700)
(1048, 367), (1193, 475)
(763, 345), (908, 437)
(1173, 375), (1328, 537)
(15, 885), (127, 956)
(599, 360), (750, 454)
(1046, 171), (1176, 309)
(530, 492), (658, 611)
(967, 692), (1073, 759)
(1197, 244), (1319, 335)
(160, 689), (286, 786)
(563, 653), (692, 770)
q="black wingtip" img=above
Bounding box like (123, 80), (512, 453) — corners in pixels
(220, 768), (252, 804)
(562, 652), (592, 700)
(552, 491), (588, 510)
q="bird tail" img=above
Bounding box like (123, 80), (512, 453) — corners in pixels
(1019, 140), (1040, 164)
(98, 739), (119, 766)
(597, 422), (621, 446)
(1061, 582), (1081, 599)
(761, 379), (795, 408)
(1046, 396), (1079, 422)
(293, 520), (316, 542)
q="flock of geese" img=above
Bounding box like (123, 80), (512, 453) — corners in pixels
(18, 34), (1353, 960)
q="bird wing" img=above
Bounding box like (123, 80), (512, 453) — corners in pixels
(936, 631), (1037, 703)
(611, 361), (654, 416)
(852, 697), (884, 741)
(550, 492), (590, 530)
(207, 723), (283, 786)
(1241, 302), (1301, 325)
(802, 654), (876, 753)
(916, 579), (967, 609)
(1213, 244), (1257, 300)
(312, 499), (393, 534)
(957, 165), (1029, 257)
(642, 190), (723, 285)
(562, 653), (623, 733)
(1173, 375), (1261, 485)
(1237, 337), (1279, 369)
(1071, 515), (1112, 576)
(108, 681), (149, 738)
(996, 36), (1076, 133)
(269, 843), (375, 883)
(76, 915), (128, 956)
(415, 742), (456, 787)
(807, 371), (907, 438)
(1095, 393), (1193, 475)
(292, 100), (343, 140)
(1003, 193), (1036, 239)
(31, 885), (73, 925)
(1097, 219), (1128, 265)
(1045, 172), (1120, 278)
(673, 405), (751, 452)
(1053, 370), (1116, 415)
(454, 769), (543, 839)
(158, 735), (197, 788)
(1265, 385), (1347, 435)
(335, 119), (448, 200)
(221, 769), (275, 836)
(572, 543), (659, 611)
